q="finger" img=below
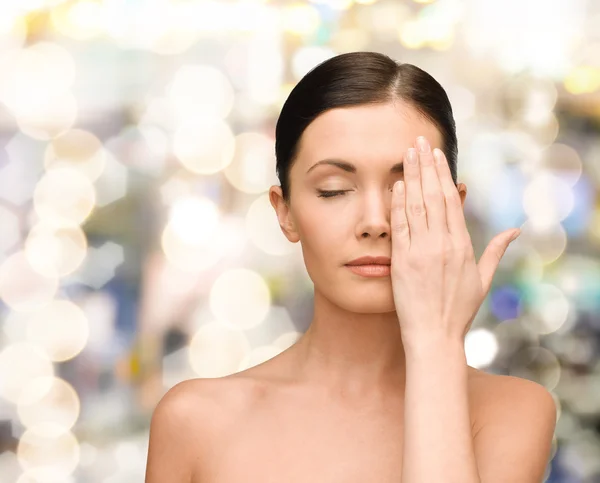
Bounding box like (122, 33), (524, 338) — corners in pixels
(477, 229), (520, 297)
(433, 148), (468, 243)
(404, 147), (428, 237)
(391, 180), (410, 252)
(416, 136), (446, 238)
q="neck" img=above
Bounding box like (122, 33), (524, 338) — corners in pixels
(286, 290), (407, 401)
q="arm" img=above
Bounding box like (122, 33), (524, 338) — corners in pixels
(145, 380), (203, 483)
(401, 335), (480, 483)
(401, 335), (557, 483)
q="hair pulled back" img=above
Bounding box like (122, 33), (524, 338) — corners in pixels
(275, 51), (458, 204)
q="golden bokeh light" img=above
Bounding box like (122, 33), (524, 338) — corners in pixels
(189, 322), (251, 378)
(224, 132), (278, 194)
(167, 64), (234, 121)
(0, 342), (54, 404)
(281, 3), (321, 36)
(521, 283), (571, 335)
(172, 117), (235, 175)
(44, 129), (106, 182)
(33, 167), (96, 227)
(16, 91), (78, 140)
(245, 193), (295, 256)
(50, 0), (105, 41)
(26, 299), (90, 362)
(209, 268), (271, 330)
(17, 423), (80, 482)
(168, 196), (220, 245)
(17, 376), (81, 432)
(0, 251), (59, 312)
(25, 222), (88, 278)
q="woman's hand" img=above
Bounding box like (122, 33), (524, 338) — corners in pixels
(390, 136), (520, 348)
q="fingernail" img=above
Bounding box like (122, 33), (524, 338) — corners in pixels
(417, 136), (430, 153)
(433, 148), (443, 164)
(407, 148), (417, 164)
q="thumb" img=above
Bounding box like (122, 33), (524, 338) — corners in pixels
(478, 228), (520, 296)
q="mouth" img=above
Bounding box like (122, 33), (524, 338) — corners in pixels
(345, 264), (391, 278)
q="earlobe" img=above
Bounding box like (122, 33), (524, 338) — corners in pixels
(269, 186), (300, 243)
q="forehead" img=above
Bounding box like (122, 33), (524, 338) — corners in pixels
(296, 101), (442, 167)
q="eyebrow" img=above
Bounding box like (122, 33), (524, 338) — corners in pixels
(306, 158), (404, 175)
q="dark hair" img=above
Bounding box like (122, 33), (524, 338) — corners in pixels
(274, 51), (458, 204)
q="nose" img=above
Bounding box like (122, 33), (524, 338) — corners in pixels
(356, 190), (392, 240)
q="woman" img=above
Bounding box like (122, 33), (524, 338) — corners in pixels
(146, 51), (557, 482)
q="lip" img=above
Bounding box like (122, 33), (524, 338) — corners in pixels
(345, 256), (391, 266)
(346, 265), (391, 277)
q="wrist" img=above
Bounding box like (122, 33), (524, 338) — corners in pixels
(401, 330), (466, 359)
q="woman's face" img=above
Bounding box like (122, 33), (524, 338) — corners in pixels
(270, 101), (466, 314)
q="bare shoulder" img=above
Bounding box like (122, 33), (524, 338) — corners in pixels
(467, 367), (557, 437)
(145, 376), (260, 482)
(467, 370), (558, 481)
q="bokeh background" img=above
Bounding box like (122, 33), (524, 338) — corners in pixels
(0, 0), (599, 481)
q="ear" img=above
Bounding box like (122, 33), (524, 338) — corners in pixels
(457, 182), (467, 209)
(269, 186), (300, 243)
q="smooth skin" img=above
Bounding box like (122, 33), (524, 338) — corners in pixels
(391, 136), (555, 482)
(145, 103), (557, 482)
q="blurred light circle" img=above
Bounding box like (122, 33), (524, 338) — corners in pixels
(44, 129), (106, 182)
(0, 251), (58, 312)
(506, 76), (558, 123)
(17, 423), (79, 482)
(522, 283), (570, 335)
(517, 220), (567, 265)
(0, 204), (20, 254)
(239, 345), (282, 371)
(0, 14), (27, 51)
(398, 19), (426, 49)
(161, 222), (223, 272)
(33, 167), (96, 226)
(291, 46), (336, 81)
(173, 116), (235, 175)
(510, 112), (559, 148)
(465, 328), (498, 368)
(308, 0), (353, 9)
(189, 322), (251, 378)
(25, 222), (88, 278)
(547, 254), (600, 313)
(167, 65), (234, 121)
(0, 42), (75, 112)
(169, 196), (220, 245)
(209, 268), (271, 330)
(523, 171), (574, 227)
(245, 193), (295, 256)
(508, 346), (561, 391)
(492, 318), (540, 363)
(51, 1), (106, 41)
(272, 331), (302, 351)
(281, 4), (321, 36)
(26, 299), (89, 362)
(564, 65), (600, 94)
(0, 342), (54, 404)
(540, 143), (583, 187)
(105, 125), (168, 177)
(16, 91), (78, 141)
(224, 132), (278, 194)
(17, 377), (80, 432)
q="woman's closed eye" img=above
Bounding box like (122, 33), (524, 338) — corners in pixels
(316, 189), (349, 198)
(316, 186), (396, 198)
